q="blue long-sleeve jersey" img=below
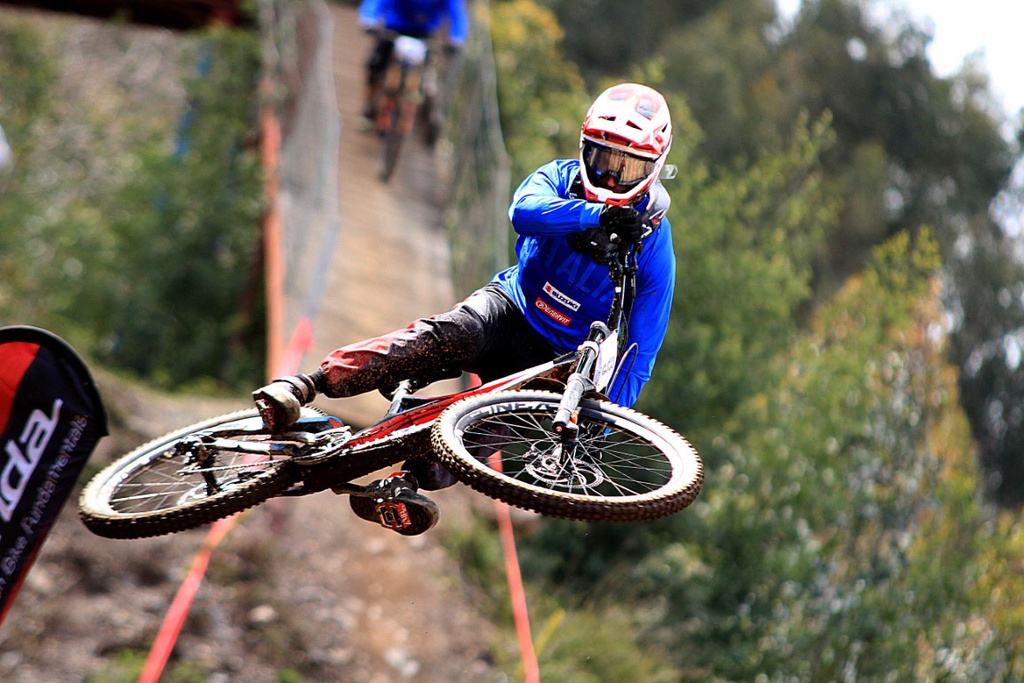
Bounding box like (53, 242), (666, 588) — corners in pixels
(493, 159), (676, 409)
(358, 0), (469, 45)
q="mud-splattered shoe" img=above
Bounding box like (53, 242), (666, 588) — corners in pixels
(349, 472), (439, 536)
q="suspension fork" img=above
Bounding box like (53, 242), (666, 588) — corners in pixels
(376, 59), (407, 130)
(552, 248), (635, 441)
(553, 321), (611, 443)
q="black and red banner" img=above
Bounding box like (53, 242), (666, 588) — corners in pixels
(0, 326), (107, 625)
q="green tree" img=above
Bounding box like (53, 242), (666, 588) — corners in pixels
(781, 0), (1016, 284)
(644, 231), (1015, 679)
(651, 0), (782, 165)
(456, 3), (1024, 678)
(0, 17), (59, 323)
(0, 17), (265, 389)
(511, 111), (840, 673)
(771, 0), (1024, 504)
(81, 29), (266, 388)
(945, 191), (1024, 506)
(490, 0), (589, 184)
(642, 112), (838, 444)
(540, 0), (722, 84)
(550, 0), (1024, 507)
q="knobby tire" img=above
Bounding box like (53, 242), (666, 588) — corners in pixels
(78, 409), (308, 539)
(430, 390), (703, 522)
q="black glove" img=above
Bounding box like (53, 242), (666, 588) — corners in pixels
(253, 373), (321, 432)
(599, 204), (644, 246)
(569, 227), (617, 265)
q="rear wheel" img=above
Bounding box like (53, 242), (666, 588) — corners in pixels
(431, 391), (703, 522)
(78, 408), (318, 539)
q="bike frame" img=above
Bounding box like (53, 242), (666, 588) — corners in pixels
(292, 354), (578, 495)
(376, 40), (425, 134)
(292, 246), (639, 494)
(183, 246), (640, 500)
(375, 31), (433, 180)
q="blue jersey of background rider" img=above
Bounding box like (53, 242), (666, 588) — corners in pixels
(492, 158), (676, 409)
(358, 0), (469, 45)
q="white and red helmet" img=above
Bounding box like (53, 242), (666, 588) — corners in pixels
(579, 83), (673, 206)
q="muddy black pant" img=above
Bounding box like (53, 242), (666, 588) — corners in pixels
(318, 284), (557, 398)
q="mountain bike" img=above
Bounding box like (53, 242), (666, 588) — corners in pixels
(79, 243), (704, 540)
(374, 32), (434, 182)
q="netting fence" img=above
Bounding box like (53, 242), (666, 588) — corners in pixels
(438, 0), (512, 297)
(259, 0), (341, 366)
(261, 0), (508, 354)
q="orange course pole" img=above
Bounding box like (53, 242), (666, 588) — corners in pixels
(260, 79), (284, 382)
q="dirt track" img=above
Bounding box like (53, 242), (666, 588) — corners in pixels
(0, 5), (501, 681)
(308, 3), (464, 429)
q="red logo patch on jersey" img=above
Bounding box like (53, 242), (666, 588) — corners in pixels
(534, 298), (572, 326)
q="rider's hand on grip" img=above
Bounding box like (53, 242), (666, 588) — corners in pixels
(570, 227), (617, 265)
(599, 204), (644, 245)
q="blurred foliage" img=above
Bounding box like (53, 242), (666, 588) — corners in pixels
(539, 0), (723, 85)
(464, 0), (1024, 678)
(489, 0), (587, 185)
(84, 30), (266, 389)
(0, 16), (264, 390)
(686, 232), (951, 678)
(444, 517), (684, 682)
(644, 111), (839, 445)
(543, 0), (1024, 505)
(83, 647), (209, 683)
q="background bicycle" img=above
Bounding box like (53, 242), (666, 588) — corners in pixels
(371, 31), (451, 181)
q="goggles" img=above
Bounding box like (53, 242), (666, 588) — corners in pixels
(582, 140), (657, 189)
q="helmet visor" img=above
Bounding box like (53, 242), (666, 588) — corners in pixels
(582, 140), (657, 190)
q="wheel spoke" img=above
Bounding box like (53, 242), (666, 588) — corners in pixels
(459, 407), (673, 497)
(78, 409), (341, 539)
(107, 436), (284, 514)
(436, 392), (702, 523)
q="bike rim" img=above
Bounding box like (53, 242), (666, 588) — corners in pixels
(97, 415), (292, 517)
(452, 400), (687, 501)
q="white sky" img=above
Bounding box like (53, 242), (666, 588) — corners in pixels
(778, 0), (1024, 117)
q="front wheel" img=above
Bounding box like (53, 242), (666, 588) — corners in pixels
(379, 95), (407, 181)
(431, 391), (703, 522)
(78, 408), (316, 539)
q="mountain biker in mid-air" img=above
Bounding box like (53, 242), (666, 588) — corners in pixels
(357, 0), (469, 129)
(255, 83), (678, 533)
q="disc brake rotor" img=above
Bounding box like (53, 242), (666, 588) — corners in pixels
(523, 444), (606, 488)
